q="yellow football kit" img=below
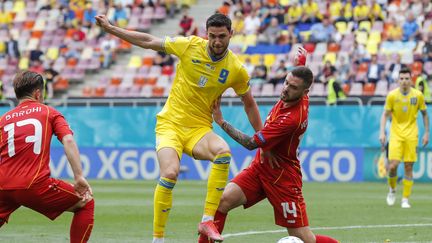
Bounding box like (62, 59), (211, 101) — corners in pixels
(156, 35), (250, 158)
(385, 88), (426, 162)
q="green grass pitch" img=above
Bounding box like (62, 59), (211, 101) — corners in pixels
(1, 181), (431, 243)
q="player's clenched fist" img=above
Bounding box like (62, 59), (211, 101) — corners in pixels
(95, 15), (111, 29)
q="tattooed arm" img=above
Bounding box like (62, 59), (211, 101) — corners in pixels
(213, 97), (258, 150)
(220, 121), (258, 150)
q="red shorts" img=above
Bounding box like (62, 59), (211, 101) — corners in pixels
(232, 167), (309, 228)
(0, 177), (81, 225)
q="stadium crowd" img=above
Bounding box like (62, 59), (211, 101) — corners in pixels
(0, 0), (431, 99)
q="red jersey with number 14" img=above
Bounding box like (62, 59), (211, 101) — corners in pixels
(0, 100), (72, 190)
(252, 96), (309, 188)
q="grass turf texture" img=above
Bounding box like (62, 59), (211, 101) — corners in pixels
(1, 181), (431, 243)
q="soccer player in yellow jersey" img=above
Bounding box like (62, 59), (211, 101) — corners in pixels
(95, 13), (263, 242)
(379, 67), (429, 209)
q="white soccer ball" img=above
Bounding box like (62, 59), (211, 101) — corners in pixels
(277, 236), (304, 243)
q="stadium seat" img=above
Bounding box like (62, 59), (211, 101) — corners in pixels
(424, 62), (432, 76)
(363, 83), (376, 96)
(82, 86), (93, 97)
(264, 54), (276, 67)
(323, 53), (337, 65)
(244, 34), (257, 46)
(147, 77), (158, 85)
(129, 56), (143, 68)
(366, 42), (378, 55)
(303, 42), (315, 53)
(327, 43), (340, 52)
(335, 21), (347, 34)
(358, 62), (369, 73)
(152, 86), (165, 97)
(358, 21), (371, 32)
(261, 83), (274, 96)
(374, 80), (388, 96)
(94, 87), (106, 97)
(355, 31), (368, 45)
(161, 65), (174, 76)
(368, 31), (381, 44)
(111, 77), (122, 86)
(342, 83), (350, 95)
(309, 83), (325, 96)
(133, 76), (146, 86)
(142, 56), (154, 67)
(349, 82), (363, 96)
(53, 77), (69, 91)
(250, 54), (261, 65)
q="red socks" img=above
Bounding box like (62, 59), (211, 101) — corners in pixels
(316, 234), (339, 243)
(214, 210), (227, 234)
(70, 199), (94, 243)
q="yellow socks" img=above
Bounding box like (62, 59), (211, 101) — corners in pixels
(388, 176), (397, 192)
(153, 177), (176, 238)
(203, 153), (231, 220)
(402, 178), (414, 199)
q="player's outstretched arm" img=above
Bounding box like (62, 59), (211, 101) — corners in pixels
(95, 15), (163, 52)
(213, 97), (258, 150)
(62, 134), (93, 199)
(240, 90), (263, 131)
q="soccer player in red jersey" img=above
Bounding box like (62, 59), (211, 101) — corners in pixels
(199, 49), (338, 243)
(0, 71), (94, 243)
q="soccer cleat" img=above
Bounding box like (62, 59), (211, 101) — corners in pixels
(401, 198), (411, 208)
(386, 191), (396, 206)
(152, 238), (164, 243)
(198, 220), (223, 242)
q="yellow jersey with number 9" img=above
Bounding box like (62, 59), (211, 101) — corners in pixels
(157, 36), (250, 127)
(385, 88), (426, 140)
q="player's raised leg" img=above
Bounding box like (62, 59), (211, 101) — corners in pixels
(192, 132), (232, 242)
(153, 147), (181, 243)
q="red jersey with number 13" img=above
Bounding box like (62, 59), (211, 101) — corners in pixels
(0, 100), (72, 190)
(252, 96), (309, 188)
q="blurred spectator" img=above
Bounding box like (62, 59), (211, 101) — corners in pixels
(165, 0), (178, 18)
(342, 0), (353, 21)
(218, 1), (231, 16)
(29, 59), (44, 74)
(387, 54), (406, 83)
(43, 63), (59, 99)
(232, 11), (245, 35)
(257, 17), (281, 45)
(250, 56), (267, 85)
(310, 16), (336, 43)
(367, 55), (385, 84)
(154, 51), (174, 67)
(113, 4), (128, 28)
(5, 33), (20, 59)
(353, 0), (370, 23)
(402, 12), (420, 41)
(326, 76), (346, 105)
(351, 41), (367, 63)
(269, 60), (288, 86)
(415, 74), (431, 103)
(370, 0), (384, 21)
(243, 10), (261, 35)
(178, 8), (197, 36)
(411, 0), (423, 19)
(100, 36), (118, 68)
(83, 3), (97, 28)
(65, 31), (84, 60)
(422, 33), (432, 62)
(0, 4), (12, 28)
(335, 56), (352, 83)
(285, 0), (302, 25)
(301, 0), (322, 23)
(385, 18), (402, 41)
(318, 61), (336, 83)
(329, 0), (343, 22)
(278, 24), (299, 45)
(424, 0), (432, 19)
(243, 57), (255, 76)
(30, 49), (44, 62)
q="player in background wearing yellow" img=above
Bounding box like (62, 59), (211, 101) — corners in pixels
(95, 13), (262, 242)
(379, 67), (429, 208)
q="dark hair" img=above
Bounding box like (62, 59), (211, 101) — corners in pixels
(399, 67), (411, 76)
(206, 13), (231, 31)
(291, 66), (314, 89)
(13, 71), (44, 99)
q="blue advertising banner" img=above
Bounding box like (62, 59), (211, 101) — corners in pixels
(49, 147), (364, 182)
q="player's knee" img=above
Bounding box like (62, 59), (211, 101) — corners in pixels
(160, 169), (179, 181)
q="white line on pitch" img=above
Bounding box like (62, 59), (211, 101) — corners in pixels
(223, 223), (432, 238)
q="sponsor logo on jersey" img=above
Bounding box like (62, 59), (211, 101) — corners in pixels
(205, 63), (215, 71)
(410, 97), (417, 105)
(192, 59), (201, 64)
